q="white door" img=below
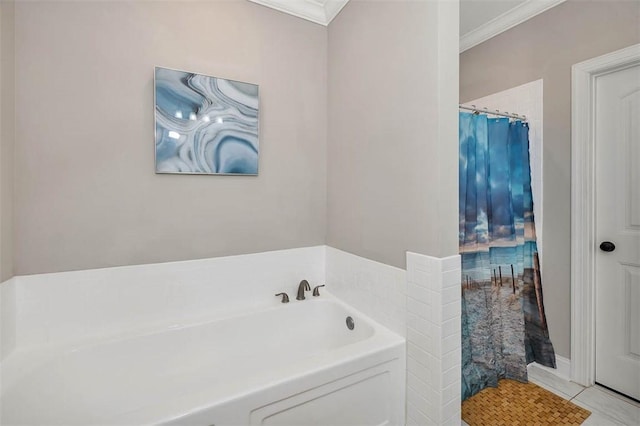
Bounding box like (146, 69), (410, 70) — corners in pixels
(595, 62), (640, 401)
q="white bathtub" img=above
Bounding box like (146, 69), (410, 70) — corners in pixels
(1, 293), (405, 425)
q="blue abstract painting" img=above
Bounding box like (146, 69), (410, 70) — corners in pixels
(154, 67), (259, 175)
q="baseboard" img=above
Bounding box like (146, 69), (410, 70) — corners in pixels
(530, 355), (571, 381)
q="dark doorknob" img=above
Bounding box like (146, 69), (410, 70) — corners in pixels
(599, 241), (616, 252)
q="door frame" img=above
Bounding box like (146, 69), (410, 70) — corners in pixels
(571, 43), (640, 387)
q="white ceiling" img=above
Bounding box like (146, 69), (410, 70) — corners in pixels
(248, 0), (566, 52)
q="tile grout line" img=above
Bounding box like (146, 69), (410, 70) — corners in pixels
(570, 387), (587, 401)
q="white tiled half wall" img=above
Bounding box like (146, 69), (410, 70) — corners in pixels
(325, 247), (407, 337)
(406, 252), (462, 426)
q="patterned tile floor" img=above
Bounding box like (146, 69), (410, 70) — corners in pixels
(462, 364), (640, 426)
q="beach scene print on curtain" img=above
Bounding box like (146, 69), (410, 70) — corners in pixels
(459, 112), (555, 401)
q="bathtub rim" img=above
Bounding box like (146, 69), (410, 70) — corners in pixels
(1, 291), (406, 425)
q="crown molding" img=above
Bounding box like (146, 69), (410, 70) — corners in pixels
(460, 0), (566, 53)
(248, 0), (349, 26)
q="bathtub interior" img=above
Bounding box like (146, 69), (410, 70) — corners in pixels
(1, 293), (405, 426)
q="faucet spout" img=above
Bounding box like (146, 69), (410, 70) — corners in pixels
(296, 280), (311, 300)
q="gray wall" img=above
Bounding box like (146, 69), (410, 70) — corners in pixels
(0, 1), (14, 282)
(327, 0), (459, 268)
(10, 0), (459, 276)
(460, 0), (640, 358)
(13, 1), (327, 275)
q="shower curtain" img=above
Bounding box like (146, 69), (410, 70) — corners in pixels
(459, 112), (556, 401)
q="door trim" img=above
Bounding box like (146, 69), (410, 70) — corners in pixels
(571, 43), (640, 387)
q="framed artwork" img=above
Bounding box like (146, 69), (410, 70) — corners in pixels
(154, 67), (259, 175)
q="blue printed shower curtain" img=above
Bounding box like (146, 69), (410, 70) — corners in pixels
(459, 112), (556, 401)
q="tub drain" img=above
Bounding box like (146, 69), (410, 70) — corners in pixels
(346, 316), (355, 330)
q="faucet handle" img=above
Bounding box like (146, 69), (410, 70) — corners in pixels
(312, 285), (325, 296)
(275, 292), (289, 303)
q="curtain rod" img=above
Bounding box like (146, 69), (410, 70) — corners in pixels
(459, 104), (527, 121)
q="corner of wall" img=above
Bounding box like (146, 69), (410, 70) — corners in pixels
(436, 0), (460, 259)
(0, 0), (15, 282)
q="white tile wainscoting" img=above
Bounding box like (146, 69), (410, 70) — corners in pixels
(0, 246), (466, 425)
(325, 248), (465, 425)
(325, 247), (407, 338)
(406, 252), (462, 426)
